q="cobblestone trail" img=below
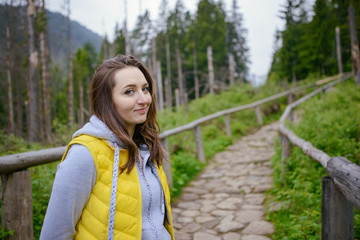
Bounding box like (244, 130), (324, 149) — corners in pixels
(171, 122), (278, 240)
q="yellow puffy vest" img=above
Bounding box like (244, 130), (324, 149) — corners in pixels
(61, 134), (175, 240)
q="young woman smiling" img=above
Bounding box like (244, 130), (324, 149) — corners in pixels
(40, 55), (175, 240)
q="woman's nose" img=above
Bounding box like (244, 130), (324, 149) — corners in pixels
(137, 91), (150, 104)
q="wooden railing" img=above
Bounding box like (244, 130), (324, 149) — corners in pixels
(0, 74), (343, 239)
(278, 72), (360, 239)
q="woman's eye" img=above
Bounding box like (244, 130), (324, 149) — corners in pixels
(125, 89), (134, 95)
(143, 86), (150, 93)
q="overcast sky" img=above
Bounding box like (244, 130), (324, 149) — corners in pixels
(46, 0), (286, 85)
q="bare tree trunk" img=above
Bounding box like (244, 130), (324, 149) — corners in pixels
(26, 0), (39, 142)
(40, 0), (51, 142)
(348, 5), (360, 85)
(79, 83), (84, 127)
(207, 46), (215, 94)
(5, 20), (15, 134)
(175, 40), (184, 105)
(335, 27), (343, 74)
(175, 88), (180, 112)
(15, 78), (23, 136)
(124, 0), (131, 55)
(156, 61), (164, 111)
(165, 36), (172, 109)
(16, 2), (27, 136)
(228, 53), (235, 86)
(67, 0), (74, 125)
(151, 38), (160, 110)
(292, 71), (297, 83)
(192, 35), (199, 99)
(152, 38), (157, 78)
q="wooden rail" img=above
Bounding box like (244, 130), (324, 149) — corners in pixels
(278, 72), (359, 239)
(0, 75), (343, 239)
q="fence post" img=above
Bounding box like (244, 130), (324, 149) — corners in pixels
(1, 170), (33, 240)
(255, 106), (263, 125)
(281, 135), (291, 182)
(161, 138), (173, 188)
(322, 176), (354, 240)
(194, 125), (205, 162)
(224, 114), (232, 137)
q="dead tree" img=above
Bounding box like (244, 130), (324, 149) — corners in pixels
(192, 35), (200, 99)
(5, 3), (14, 134)
(39, 0), (51, 141)
(207, 46), (215, 94)
(66, 0), (74, 125)
(228, 53), (235, 86)
(348, 5), (360, 85)
(124, 0), (131, 55)
(175, 40), (184, 105)
(335, 27), (343, 74)
(165, 36), (172, 109)
(26, 0), (39, 142)
(156, 61), (164, 111)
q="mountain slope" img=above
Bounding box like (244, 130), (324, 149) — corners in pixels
(0, 5), (103, 66)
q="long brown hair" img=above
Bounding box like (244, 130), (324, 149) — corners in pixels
(89, 54), (164, 173)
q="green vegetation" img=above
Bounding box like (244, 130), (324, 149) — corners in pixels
(266, 80), (360, 239)
(268, 0), (360, 84)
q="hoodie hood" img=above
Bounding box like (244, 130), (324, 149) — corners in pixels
(73, 115), (124, 148)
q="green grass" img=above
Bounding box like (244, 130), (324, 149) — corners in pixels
(266, 79), (360, 239)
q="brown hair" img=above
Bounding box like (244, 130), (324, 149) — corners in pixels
(89, 54), (164, 173)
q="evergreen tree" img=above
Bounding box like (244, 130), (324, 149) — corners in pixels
(226, 0), (250, 82)
(98, 35), (111, 63)
(167, 0), (191, 101)
(113, 23), (126, 57)
(309, 0), (336, 75)
(131, 10), (153, 61)
(278, 0), (310, 82)
(73, 43), (97, 122)
(193, 0), (227, 88)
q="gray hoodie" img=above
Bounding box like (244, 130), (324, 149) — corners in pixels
(40, 115), (171, 240)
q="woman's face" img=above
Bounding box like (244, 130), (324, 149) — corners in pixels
(111, 67), (152, 134)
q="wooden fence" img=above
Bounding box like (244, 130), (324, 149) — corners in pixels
(278, 72), (360, 239)
(0, 74), (344, 239)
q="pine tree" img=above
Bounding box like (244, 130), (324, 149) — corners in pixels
(226, 0), (250, 83)
(131, 10), (153, 61)
(278, 0), (309, 82)
(113, 23), (126, 56)
(193, 0), (227, 89)
(73, 43), (97, 125)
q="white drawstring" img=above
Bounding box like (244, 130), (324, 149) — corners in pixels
(108, 142), (120, 240)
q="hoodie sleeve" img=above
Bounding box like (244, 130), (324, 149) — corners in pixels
(40, 144), (97, 240)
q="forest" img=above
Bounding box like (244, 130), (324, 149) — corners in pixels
(0, 0), (359, 146)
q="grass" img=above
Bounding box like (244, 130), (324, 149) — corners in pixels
(266, 79), (360, 239)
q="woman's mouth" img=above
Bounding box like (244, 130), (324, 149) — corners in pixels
(135, 107), (148, 114)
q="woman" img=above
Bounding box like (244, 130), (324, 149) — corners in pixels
(40, 54), (175, 240)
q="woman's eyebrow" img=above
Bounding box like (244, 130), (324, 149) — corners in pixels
(122, 82), (149, 89)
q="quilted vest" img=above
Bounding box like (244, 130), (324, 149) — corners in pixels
(61, 134), (175, 240)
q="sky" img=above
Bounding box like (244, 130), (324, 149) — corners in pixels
(46, 0), (286, 86)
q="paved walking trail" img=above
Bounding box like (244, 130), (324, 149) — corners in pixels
(171, 122), (278, 240)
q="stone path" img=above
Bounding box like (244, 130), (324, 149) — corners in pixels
(171, 122), (278, 240)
